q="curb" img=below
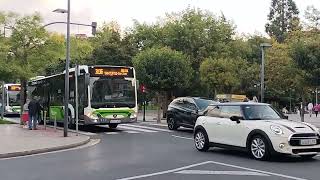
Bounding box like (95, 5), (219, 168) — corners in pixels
(0, 136), (90, 159)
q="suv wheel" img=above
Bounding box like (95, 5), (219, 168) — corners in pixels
(167, 117), (178, 130)
(250, 135), (271, 160)
(194, 129), (209, 152)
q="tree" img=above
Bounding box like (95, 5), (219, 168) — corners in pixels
(90, 23), (137, 66)
(131, 8), (235, 96)
(133, 47), (193, 121)
(304, 5), (320, 30)
(265, 0), (300, 43)
(265, 42), (303, 104)
(5, 13), (64, 123)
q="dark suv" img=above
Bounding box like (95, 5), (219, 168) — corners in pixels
(166, 97), (216, 130)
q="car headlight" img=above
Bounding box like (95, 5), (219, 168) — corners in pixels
(270, 125), (283, 135)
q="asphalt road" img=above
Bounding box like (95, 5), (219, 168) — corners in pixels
(1, 118), (320, 180)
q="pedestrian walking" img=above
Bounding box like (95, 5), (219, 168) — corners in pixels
(314, 104), (320, 117)
(307, 102), (314, 117)
(22, 99), (30, 128)
(28, 96), (41, 130)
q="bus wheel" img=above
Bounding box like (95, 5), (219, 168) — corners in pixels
(109, 124), (118, 129)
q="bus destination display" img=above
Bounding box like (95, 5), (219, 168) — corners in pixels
(8, 85), (21, 91)
(90, 67), (134, 78)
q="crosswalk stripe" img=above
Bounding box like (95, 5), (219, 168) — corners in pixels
(118, 125), (158, 133)
(148, 123), (168, 127)
(105, 132), (120, 135)
(125, 130), (140, 134)
(123, 124), (172, 132)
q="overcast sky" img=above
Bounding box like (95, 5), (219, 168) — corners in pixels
(1, 0), (319, 36)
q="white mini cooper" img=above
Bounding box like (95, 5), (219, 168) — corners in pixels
(194, 102), (320, 160)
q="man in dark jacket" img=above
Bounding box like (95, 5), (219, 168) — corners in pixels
(28, 97), (41, 130)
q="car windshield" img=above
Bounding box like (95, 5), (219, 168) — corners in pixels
(242, 105), (282, 120)
(194, 98), (216, 110)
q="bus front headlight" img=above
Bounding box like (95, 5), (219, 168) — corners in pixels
(88, 113), (99, 120)
(130, 113), (137, 119)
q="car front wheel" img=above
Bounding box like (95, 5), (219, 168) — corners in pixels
(194, 129), (209, 152)
(167, 117), (178, 130)
(250, 135), (271, 160)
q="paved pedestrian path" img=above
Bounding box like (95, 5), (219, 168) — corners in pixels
(287, 114), (320, 128)
(0, 124), (90, 158)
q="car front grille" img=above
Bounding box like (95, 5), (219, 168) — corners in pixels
(292, 148), (320, 154)
(289, 133), (320, 146)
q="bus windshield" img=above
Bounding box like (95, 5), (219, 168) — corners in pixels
(7, 91), (20, 106)
(90, 77), (135, 108)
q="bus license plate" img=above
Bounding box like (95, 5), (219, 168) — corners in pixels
(300, 139), (317, 145)
(110, 120), (121, 123)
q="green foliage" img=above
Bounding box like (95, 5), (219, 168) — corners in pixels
(0, 119), (15, 124)
(133, 47), (193, 92)
(200, 57), (259, 96)
(304, 5), (320, 30)
(90, 23), (137, 66)
(288, 31), (320, 88)
(265, 42), (304, 99)
(265, 0), (300, 43)
(132, 8), (235, 71)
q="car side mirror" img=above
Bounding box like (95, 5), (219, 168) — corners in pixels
(230, 116), (242, 124)
(284, 115), (288, 120)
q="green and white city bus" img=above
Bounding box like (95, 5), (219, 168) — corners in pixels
(27, 65), (138, 128)
(0, 84), (21, 116)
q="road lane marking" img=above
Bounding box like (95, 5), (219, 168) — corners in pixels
(116, 160), (309, 180)
(116, 161), (213, 180)
(149, 123), (168, 127)
(123, 124), (172, 132)
(175, 170), (269, 176)
(172, 135), (193, 140)
(125, 131), (140, 134)
(208, 161), (309, 180)
(118, 125), (157, 133)
(105, 132), (120, 135)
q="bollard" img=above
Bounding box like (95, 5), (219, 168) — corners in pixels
(54, 116), (57, 132)
(44, 111), (47, 130)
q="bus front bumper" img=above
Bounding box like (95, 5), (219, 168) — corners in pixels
(84, 117), (137, 125)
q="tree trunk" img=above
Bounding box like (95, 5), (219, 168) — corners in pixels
(156, 92), (161, 123)
(162, 91), (170, 118)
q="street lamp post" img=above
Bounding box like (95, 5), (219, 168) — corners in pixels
(260, 43), (272, 103)
(53, 0), (71, 137)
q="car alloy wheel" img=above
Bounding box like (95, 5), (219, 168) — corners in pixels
(195, 131), (205, 149)
(251, 137), (266, 159)
(167, 117), (177, 130)
(194, 130), (209, 151)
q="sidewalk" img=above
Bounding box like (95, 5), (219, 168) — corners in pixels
(287, 114), (320, 128)
(0, 124), (90, 158)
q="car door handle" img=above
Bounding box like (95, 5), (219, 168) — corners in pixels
(216, 122), (221, 125)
